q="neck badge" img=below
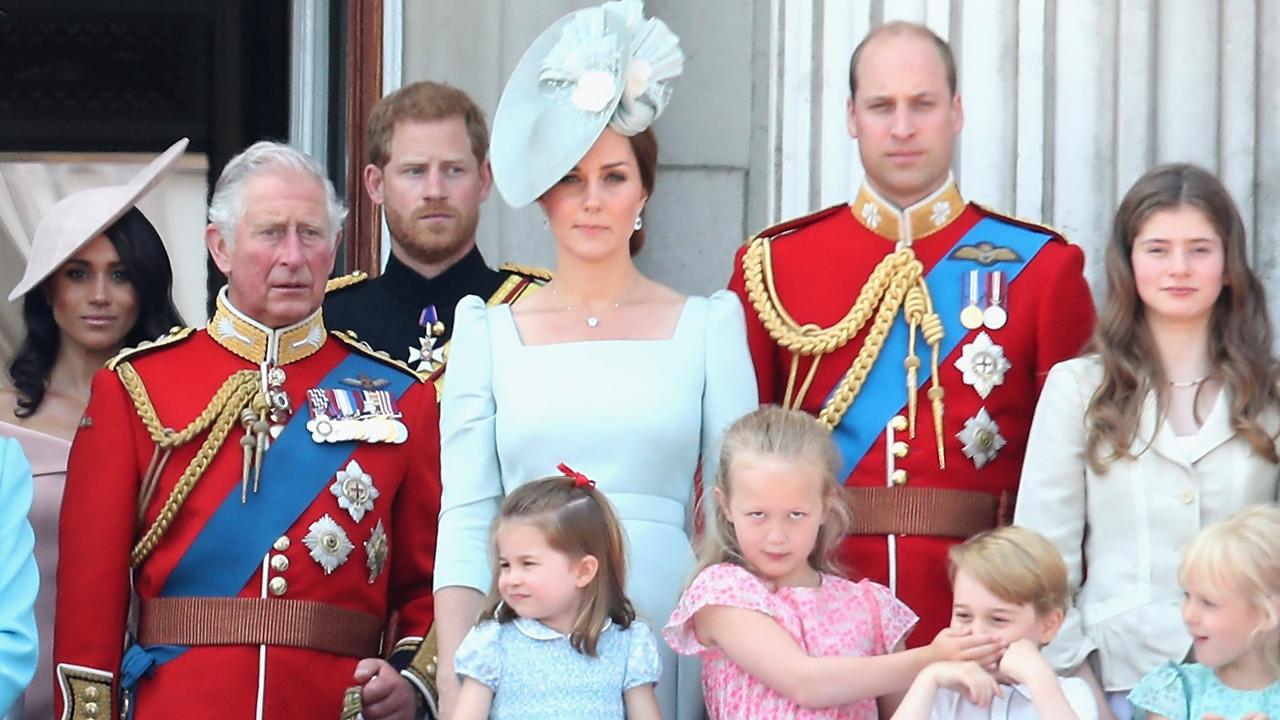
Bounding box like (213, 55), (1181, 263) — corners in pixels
(408, 305), (447, 373)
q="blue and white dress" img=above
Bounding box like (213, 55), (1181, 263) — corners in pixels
(1129, 662), (1280, 720)
(454, 617), (662, 719)
(435, 291), (758, 720)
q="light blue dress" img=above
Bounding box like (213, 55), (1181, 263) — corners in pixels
(1129, 662), (1280, 719)
(454, 617), (661, 719)
(436, 291), (758, 720)
(0, 438), (39, 717)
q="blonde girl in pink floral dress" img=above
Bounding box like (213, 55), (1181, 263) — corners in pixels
(664, 408), (1006, 718)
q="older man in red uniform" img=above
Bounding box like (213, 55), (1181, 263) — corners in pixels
(54, 142), (439, 719)
(729, 22), (1096, 644)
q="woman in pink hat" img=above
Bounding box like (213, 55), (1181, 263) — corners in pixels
(0, 140), (185, 720)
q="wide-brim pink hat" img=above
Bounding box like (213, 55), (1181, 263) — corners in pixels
(8, 137), (189, 301)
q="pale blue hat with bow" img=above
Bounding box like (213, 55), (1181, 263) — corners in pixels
(490, 0), (684, 208)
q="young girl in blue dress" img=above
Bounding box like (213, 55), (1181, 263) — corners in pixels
(452, 468), (662, 720)
(1128, 505), (1280, 719)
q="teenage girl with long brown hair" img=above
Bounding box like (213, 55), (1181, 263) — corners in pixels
(1014, 163), (1280, 720)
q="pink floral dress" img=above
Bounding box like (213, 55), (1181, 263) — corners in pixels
(663, 562), (917, 719)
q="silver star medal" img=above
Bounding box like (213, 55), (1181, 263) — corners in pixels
(954, 332), (1012, 399)
(303, 514), (354, 574)
(407, 332), (446, 373)
(330, 459), (379, 523)
(365, 520), (389, 584)
(956, 408), (1007, 469)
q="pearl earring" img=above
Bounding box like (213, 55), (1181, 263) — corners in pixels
(633, 215), (643, 231)
(542, 216), (550, 229)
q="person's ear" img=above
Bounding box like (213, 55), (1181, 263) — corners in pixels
(206, 224), (233, 275)
(574, 554), (599, 588)
(713, 487), (730, 523)
(363, 164), (386, 206)
(478, 159), (493, 203)
(1036, 607), (1065, 645)
(845, 96), (858, 140)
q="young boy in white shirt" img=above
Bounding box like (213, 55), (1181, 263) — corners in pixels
(892, 526), (1100, 720)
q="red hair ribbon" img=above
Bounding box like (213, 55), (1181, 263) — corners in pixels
(557, 463), (595, 489)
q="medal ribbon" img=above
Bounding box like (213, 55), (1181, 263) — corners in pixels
(829, 217), (1054, 481)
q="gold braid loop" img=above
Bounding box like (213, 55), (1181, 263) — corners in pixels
(816, 255), (924, 429)
(118, 363), (264, 566)
(743, 236), (918, 356)
(902, 284), (928, 437)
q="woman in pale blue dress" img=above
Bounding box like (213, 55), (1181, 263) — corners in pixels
(0, 438), (39, 716)
(432, 3), (757, 719)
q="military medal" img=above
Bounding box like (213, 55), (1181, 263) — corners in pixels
(307, 387), (408, 444)
(365, 520), (388, 584)
(408, 305), (447, 373)
(983, 270), (1008, 330)
(959, 270), (984, 330)
(303, 514), (354, 574)
(956, 408), (1006, 469)
(330, 459), (379, 522)
(954, 332), (1012, 399)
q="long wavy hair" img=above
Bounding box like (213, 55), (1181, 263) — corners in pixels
(1085, 163), (1280, 471)
(7, 207), (184, 418)
(478, 474), (635, 657)
(695, 405), (853, 579)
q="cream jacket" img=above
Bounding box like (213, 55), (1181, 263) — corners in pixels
(1014, 356), (1279, 691)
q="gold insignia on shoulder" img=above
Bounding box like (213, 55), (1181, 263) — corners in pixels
(106, 326), (197, 370)
(498, 262), (553, 282)
(325, 270), (369, 293)
(972, 202), (1072, 244)
(948, 242), (1023, 266)
(330, 330), (429, 383)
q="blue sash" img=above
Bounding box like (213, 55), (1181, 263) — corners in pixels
(830, 217), (1053, 480)
(122, 351), (415, 689)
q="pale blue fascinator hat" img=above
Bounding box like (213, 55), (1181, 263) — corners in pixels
(489, 0), (684, 208)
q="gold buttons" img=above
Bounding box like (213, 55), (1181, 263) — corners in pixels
(84, 701), (99, 717)
(889, 415), (908, 432)
(269, 577), (288, 596)
(892, 441), (909, 458)
(426, 662), (437, 677)
(273, 536), (291, 552)
(84, 686), (99, 701)
(271, 555), (290, 572)
(891, 469), (908, 486)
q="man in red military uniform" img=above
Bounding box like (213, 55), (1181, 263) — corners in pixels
(729, 22), (1096, 645)
(54, 142), (440, 719)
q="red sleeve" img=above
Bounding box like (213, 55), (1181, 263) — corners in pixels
(386, 380), (441, 642)
(53, 368), (141, 716)
(728, 243), (779, 404)
(1034, 244), (1096, 392)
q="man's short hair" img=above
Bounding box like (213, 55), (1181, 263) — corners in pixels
(366, 81), (490, 168)
(948, 526), (1069, 617)
(208, 141), (347, 246)
(847, 21), (958, 101)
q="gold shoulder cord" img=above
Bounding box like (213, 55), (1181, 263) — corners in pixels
(741, 234), (947, 468)
(117, 362), (266, 566)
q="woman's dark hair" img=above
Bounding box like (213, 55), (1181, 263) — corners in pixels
(8, 207), (184, 418)
(627, 128), (658, 256)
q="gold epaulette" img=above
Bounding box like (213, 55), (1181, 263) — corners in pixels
(971, 202), (1071, 244)
(498, 262), (553, 282)
(330, 330), (429, 383)
(746, 203), (848, 245)
(326, 270), (369, 293)
(106, 326), (196, 370)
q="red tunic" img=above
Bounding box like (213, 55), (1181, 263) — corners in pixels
(728, 183), (1095, 644)
(53, 304), (441, 719)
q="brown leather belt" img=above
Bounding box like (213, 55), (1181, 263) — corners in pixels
(139, 598), (383, 658)
(846, 486), (1012, 539)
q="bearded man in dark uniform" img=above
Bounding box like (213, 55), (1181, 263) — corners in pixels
(729, 22), (1096, 646)
(325, 81), (547, 394)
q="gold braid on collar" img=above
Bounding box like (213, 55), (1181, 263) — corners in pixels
(741, 235), (947, 467)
